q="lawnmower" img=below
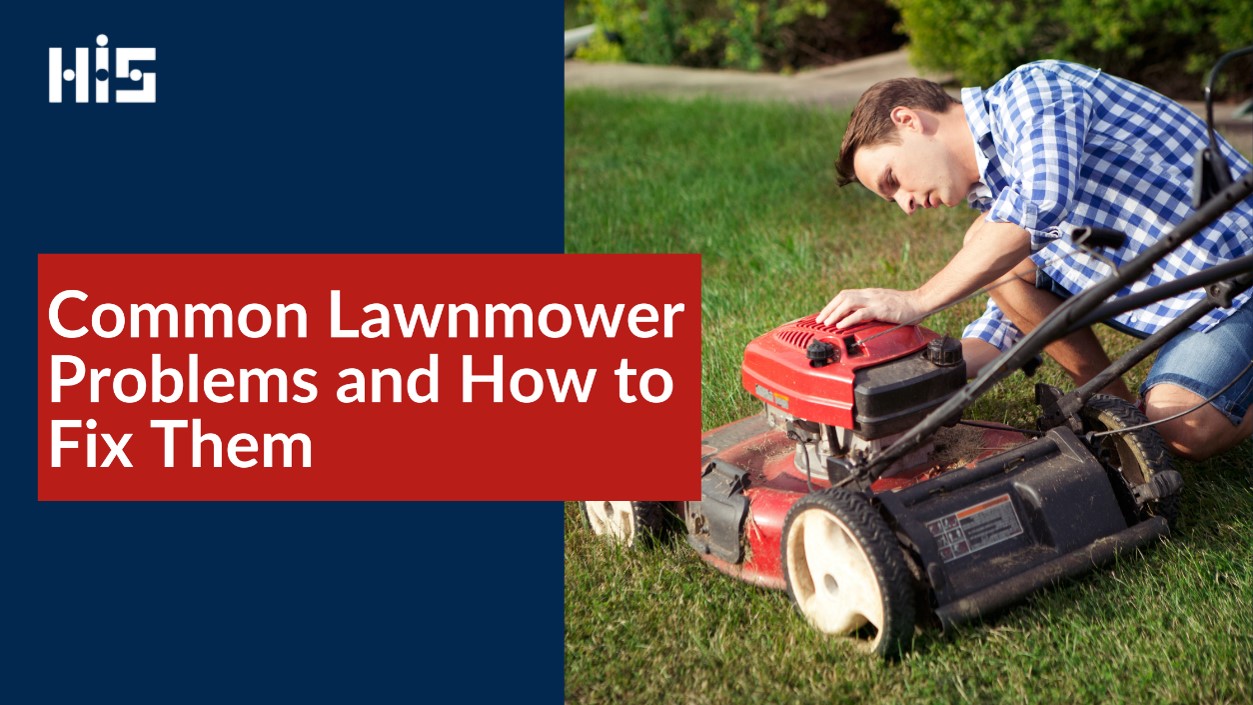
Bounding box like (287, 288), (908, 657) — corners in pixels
(584, 307), (1181, 657)
(581, 50), (1253, 658)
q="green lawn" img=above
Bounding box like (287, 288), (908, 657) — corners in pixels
(564, 90), (1253, 704)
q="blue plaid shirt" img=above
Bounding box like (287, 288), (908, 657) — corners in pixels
(960, 60), (1253, 351)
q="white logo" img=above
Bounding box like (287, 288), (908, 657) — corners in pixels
(49, 34), (155, 103)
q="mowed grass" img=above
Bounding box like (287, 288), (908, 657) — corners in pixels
(564, 90), (1253, 704)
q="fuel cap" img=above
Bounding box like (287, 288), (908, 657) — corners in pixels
(806, 339), (838, 367)
(927, 336), (962, 366)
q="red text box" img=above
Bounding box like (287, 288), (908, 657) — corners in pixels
(38, 254), (701, 501)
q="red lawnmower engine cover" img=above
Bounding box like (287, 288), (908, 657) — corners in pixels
(741, 316), (966, 439)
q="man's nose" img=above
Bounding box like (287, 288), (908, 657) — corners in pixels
(894, 192), (916, 215)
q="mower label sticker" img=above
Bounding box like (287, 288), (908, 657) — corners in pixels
(754, 384), (789, 409)
(925, 494), (1024, 563)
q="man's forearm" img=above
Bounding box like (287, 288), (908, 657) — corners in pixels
(816, 216), (1032, 328)
(914, 217), (1032, 312)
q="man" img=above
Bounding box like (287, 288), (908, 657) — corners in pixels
(819, 60), (1253, 461)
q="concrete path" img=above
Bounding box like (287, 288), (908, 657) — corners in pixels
(564, 49), (948, 110)
(565, 50), (1251, 153)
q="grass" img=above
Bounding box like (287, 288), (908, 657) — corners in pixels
(564, 90), (1253, 704)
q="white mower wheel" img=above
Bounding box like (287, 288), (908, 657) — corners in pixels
(581, 501), (666, 547)
(782, 488), (915, 658)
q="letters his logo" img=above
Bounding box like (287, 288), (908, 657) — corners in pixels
(49, 34), (156, 103)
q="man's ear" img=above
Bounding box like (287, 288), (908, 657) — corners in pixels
(889, 106), (923, 133)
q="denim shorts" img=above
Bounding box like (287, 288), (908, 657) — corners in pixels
(1036, 270), (1253, 424)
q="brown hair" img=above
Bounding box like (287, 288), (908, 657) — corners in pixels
(835, 78), (960, 187)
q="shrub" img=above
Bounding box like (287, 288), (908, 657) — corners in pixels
(574, 0), (905, 72)
(892, 0), (1252, 99)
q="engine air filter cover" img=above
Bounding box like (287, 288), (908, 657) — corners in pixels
(853, 340), (966, 438)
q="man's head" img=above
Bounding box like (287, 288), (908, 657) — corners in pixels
(836, 78), (977, 214)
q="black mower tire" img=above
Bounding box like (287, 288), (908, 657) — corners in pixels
(781, 488), (916, 659)
(1080, 394), (1181, 527)
(580, 501), (668, 548)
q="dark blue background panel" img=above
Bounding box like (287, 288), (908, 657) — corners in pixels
(5, 3), (563, 702)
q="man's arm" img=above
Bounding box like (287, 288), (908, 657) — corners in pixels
(816, 214), (1031, 327)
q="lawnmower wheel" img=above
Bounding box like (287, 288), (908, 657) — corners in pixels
(782, 488), (915, 658)
(1080, 394), (1181, 527)
(581, 501), (667, 548)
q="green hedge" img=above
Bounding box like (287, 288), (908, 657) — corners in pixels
(892, 0), (1252, 98)
(575, 0), (904, 72)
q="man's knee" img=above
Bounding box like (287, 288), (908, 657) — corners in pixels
(1145, 385), (1252, 461)
(988, 259), (1050, 323)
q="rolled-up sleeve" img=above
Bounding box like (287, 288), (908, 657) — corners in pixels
(984, 66), (1092, 248)
(961, 299), (1022, 352)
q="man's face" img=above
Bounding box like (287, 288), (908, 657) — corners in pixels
(852, 110), (972, 215)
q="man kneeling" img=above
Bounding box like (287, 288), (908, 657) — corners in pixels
(819, 60), (1253, 460)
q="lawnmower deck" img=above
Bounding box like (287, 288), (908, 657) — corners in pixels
(696, 413), (1031, 590)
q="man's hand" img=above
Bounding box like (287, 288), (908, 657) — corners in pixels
(817, 288), (925, 328)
